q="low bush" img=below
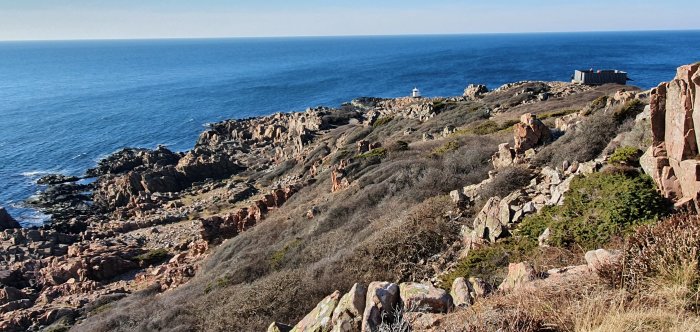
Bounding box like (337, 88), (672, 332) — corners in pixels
(613, 99), (645, 122)
(621, 214), (700, 302)
(431, 141), (459, 156)
(133, 248), (170, 266)
(472, 120), (519, 135)
(373, 116), (394, 128)
(438, 237), (540, 290)
(479, 166), (535, 200)
(518, 171), (668, 251)
(537, 109), (579, 120)
(386, 140), (409, 152)
(356, 147), (387, 159)
(608, 146), (642, 166)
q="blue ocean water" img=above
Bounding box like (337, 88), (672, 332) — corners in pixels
(1, 31), (699, 226)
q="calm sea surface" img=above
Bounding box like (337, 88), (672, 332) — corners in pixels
(1, 31), (699, 225)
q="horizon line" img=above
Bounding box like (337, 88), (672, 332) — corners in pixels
(1, 28), (698, 43)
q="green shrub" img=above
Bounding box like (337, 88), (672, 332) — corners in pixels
(584, 96), (608, 115)
(373, 116), (394, 128)
(133, 248), (170, 265)
(538, 109), (579, 120)
(517, 172), (668, 251)
(438, 238), (537, 290)
(472, 121), (499, 135)
(431, 141), (459, 156)
(356, 147), (387, 159)
(269, 239), (302, 269)
(432, 100), (453, 113)
(613, 99), (645, 122)
(609, 146), (642, 166)
(472, 120), (519, 135)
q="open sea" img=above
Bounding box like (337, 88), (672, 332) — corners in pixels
(1, 31), (699, 226)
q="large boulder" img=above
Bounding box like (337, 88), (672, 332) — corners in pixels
(0, 207), (20, 230)
(584, 249), (622, 273)
(398, 282), (453, 313)
(362, 282), (399, 332)
(492, 143), (515, 169)
(513, 113), (551, 153)
(331, 283), (367, 332)
(291, 290), (341, 332)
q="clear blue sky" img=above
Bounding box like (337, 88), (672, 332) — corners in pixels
(1, 0), (699, 40)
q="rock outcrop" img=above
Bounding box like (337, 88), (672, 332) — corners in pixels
(0, 207), (20, 230)
(513, 113), (551, 153)
(463, 84), (489, 100)
(641, 63), (700, 210)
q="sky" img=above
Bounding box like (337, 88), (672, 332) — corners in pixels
(1, 0), (699, 41)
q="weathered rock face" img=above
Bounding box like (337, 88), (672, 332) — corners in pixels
(641, 63), (700, 209)
(463, 84), (489, 100)
(492, 143), (516, 169)
(513, 113), (551, 153)
(331, 283), (367, 332)
(450, 277), (472, 307)
(398, 282), (452, 314)
(200, 185), (298, 242)
(291, 290), (341, 332)
(498, 262), (537, 292)
(0, 207), (20, 230)
(362, 282), (399, 332)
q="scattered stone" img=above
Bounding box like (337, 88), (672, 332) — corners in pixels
(499, 262), (537, 292)
(450, 277), (472, 307)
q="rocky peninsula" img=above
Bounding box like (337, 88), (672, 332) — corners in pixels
(2, 64), (699, 331)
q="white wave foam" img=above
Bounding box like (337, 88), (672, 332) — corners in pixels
(20, 170), (51, 177)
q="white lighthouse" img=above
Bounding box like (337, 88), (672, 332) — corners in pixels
(411, 87), (421, 98)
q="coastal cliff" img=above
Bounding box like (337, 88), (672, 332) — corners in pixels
(1, 65), (696, 332)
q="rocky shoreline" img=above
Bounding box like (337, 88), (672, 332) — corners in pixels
(0, 79), (637, 331)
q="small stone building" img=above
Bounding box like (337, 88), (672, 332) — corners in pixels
(572, 69), (628, 85)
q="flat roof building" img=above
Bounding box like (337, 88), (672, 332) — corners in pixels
(572, 69), (628, 85)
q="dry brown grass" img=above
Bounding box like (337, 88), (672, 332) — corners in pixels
(438, 272), (700, 332)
